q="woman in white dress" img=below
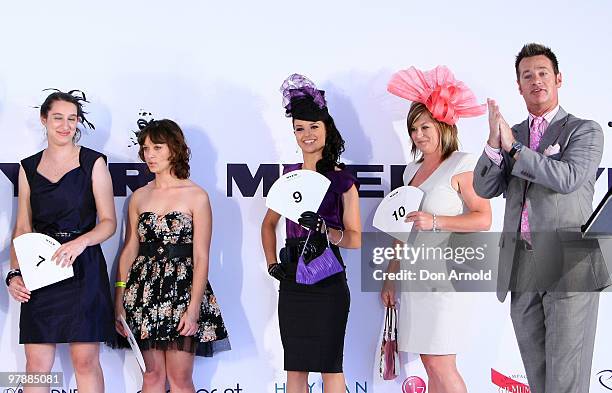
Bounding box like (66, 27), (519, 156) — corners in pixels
(381, 66), (492, 393)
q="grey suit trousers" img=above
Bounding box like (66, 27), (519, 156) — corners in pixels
(510, 247), (600, 393)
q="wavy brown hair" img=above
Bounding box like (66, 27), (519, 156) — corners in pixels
(137, 119), (191, 179)
(406, 102), (459, 163)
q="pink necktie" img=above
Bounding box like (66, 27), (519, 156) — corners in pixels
(520, 116), (547, 242)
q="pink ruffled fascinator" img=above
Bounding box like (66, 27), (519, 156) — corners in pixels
(387, 65), (486, 125)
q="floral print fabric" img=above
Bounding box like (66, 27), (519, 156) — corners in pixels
(123, 211), (230, 357)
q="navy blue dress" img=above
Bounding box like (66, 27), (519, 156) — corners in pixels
(19, 147), (114, 344)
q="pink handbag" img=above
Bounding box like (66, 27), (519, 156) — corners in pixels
(379, 306), (400, 380)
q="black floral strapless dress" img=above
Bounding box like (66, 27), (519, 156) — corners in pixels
(123, 211), (230, 357)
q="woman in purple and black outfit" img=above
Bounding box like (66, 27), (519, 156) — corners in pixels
(261, 74), (361, 393)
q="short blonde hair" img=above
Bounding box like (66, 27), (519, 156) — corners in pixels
(406, 102), (459, 162)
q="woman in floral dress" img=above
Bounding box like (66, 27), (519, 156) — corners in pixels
(115, 119), (229, 392)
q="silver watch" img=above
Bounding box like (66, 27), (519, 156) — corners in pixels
(509, 141), (524, 158)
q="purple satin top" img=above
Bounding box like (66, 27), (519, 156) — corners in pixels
(283, 163), (359, 239)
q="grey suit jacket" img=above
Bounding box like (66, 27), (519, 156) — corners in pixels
(473, 106), (611, 301)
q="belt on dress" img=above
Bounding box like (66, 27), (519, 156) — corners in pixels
(138, 242), (193, 258)
(41, 230), (83, 243)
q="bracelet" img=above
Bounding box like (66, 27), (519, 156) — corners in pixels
(331, 229), (344, 246)
(5, 269), (22, 287)
(115, 281), (126, 288)
(432, 214), (439, 232)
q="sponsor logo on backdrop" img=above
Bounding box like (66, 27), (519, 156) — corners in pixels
(1, 163), (610, 198)
(226, 164), (612, 198)
(1, 387), (75, 393)
(227, 164), (406, 198)
(141, 385), (243, 393)
(491, 369), (530, 392)
(2, 384), (73, 393)
(402, 376), (426, 393)
(0, 385), (244, 393)
(0, 162), (153, 197)
(274, 381), (367, 392)
(597, 370), (612, 390)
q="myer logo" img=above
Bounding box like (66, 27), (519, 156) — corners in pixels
(227, 163), (407, 198)
(1, 163), (610, 199)
(226, 164), (612, 199)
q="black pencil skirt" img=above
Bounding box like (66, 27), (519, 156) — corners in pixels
(278, 238), (350, 373)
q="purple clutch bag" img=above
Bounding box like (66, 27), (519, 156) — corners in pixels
(295, 223), (344, 285)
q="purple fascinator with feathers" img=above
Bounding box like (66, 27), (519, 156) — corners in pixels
(280, 74), (329, 121)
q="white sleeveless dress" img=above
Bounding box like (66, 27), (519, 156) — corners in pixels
(398, 151), (478, 355)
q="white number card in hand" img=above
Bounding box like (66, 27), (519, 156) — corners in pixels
(12, 233), (74, 291)
(266, 170), (331, 224)
(373, 186), (424, 242)
(119, 315), (147, 372)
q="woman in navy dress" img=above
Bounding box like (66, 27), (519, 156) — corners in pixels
(6, 90), (116, 392)
(261, 74), (361, 393)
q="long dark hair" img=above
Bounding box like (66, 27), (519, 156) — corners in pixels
(307, 115), (345, 174)
(39, 89), (95, 143)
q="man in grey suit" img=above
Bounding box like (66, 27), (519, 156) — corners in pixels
(473, 43), (610, 393)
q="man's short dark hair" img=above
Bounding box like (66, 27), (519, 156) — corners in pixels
(515, 43), (559, 79)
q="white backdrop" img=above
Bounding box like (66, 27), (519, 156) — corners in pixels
(1, 1), (611, 392)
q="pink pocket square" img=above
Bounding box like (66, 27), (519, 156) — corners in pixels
(544, 143), (561, 156)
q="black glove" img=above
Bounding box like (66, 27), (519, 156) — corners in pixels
(298, 211), (325, 232)
(268, 263), (286, 281)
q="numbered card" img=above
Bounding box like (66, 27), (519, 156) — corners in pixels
(373, 186), (424, 242)
(119, 315), (147, 372)
(12, 233), (74, 291)
(266, 169), (331, 224)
